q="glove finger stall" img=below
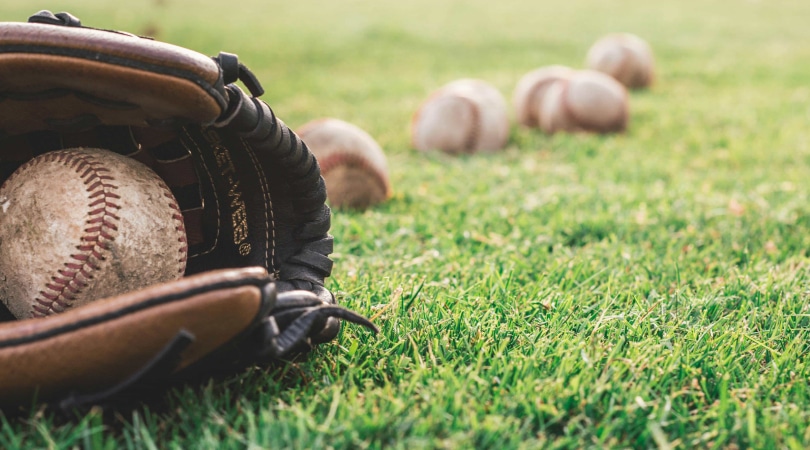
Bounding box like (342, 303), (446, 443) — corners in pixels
(0, 20), (226, 136)
(0, 267), (274, 407)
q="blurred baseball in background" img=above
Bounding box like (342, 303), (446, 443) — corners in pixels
(411, 79), (509, 154)
(298, 118), (391, 210)
(539, 70), (629, 134)
(585, 33), (655, 89)
(512, 65), (575, 128)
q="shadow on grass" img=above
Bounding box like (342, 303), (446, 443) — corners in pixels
(0, 351), (318, 436)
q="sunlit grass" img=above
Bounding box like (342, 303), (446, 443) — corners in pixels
(2, 0), (810, 447)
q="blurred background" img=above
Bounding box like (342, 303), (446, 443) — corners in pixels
(3, 0), (807, 154)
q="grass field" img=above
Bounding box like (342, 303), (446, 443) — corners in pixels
(2, 0), (810, 448)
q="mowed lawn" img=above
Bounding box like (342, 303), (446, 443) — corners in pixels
(2, 0), (810, 448)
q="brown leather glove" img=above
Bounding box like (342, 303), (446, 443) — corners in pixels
(0, 10), (376, 410)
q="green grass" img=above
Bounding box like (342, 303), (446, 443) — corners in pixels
(3, 0), (810, 447)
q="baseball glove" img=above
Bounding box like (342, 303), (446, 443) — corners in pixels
(0, 10), (376, 410)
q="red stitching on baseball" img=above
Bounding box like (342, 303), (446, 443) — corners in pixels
(557, 79), (579, 133)
(616, 45), (634, 88)
(527, 78), (560, 126)
(560, 79), (601, 132)
(11, 150), (123, 318)
(463, 95), (481, 153)
(160, 184), (188, 272)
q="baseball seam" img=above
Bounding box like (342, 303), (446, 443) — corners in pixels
(317, 151), (391, 196)
(458, 94), (481, 153)
(526, 78), (559, 127)
(616, 45), (635, 88)
(558, 80), (582, 133)
(411, 90), (448, 150)
(26, 151), (120, 318)
(157, 178), (189, 274)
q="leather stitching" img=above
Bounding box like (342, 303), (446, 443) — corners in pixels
(239, 135), (275, 278)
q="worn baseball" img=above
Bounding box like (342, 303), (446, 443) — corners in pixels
(585, 33), (655, 89)
(0, 147), (188, 319)
(539, 70), (629, 134)
(411, 79), (509, 154)
(298, 118), (391, 210)
(512, 65), (575, 128)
